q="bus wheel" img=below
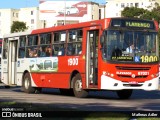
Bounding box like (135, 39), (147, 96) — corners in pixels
(22, 73), (35, 93)
(4, 86), (10, 88)
(35, 88), (42, 94)
(59, 88), (74, 96)
(73, 73), (88, 98)
(117, 89), (133, 99)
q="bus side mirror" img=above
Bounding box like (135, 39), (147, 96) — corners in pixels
(100, 35), (104, 47)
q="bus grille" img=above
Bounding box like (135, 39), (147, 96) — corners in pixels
(117, 75), (148, 78)
(123, 84), (143, 87)
(116, 66), (150, 70)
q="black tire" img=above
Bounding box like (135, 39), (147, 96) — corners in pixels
(35, 88), (42, 94)
(22, 73), (36, 93)
(4, 86), (10, 88)
(73, 73), (88, 98)
(117, 89), (133, 99)
(59, 88), (74, 96)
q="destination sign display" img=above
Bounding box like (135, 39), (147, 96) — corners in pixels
(111, 55), (158, 62)
(111, 56), (133, 61)
(125, 21), (151, 28)
(111, 19), (155, 29)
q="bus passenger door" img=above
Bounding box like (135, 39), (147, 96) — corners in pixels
(86, 30), (99, 86)
(8, 39), (18, 85)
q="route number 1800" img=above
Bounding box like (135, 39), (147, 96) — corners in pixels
(140, 56), (158, 62)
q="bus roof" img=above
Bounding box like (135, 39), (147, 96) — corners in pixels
(3, 18), (158, 38)
(31, 18), (158, 34)
(3, 31), (32, 38)
(31, 18), (109, 35)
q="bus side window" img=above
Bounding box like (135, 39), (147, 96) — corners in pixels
(38, 46), (46, 57)
(67, 43), (75, 55)
(27, 48), (34, 58)
(52, 45), (58, 56)
(58, 44), (65, 56)
(53, 31), (66, 56)
(76, 43), (82, 54)
(77, 29), (82, 54)
(3, 49), (7, 59)
(18, 36), (26, 58)
(26, 35), (38, 58)
(45, 46), (52, 57)
(19, 48), (25, 58)
(67, 29), (82, 56)
(39, 33), (52, 57)
(3, 39), (8, 59)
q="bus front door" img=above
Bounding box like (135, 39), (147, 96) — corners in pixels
(8, 40), (18, 85)
(86, 30), (99, 86)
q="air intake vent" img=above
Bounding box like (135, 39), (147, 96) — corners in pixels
(116, 66), (150, 70)
(123, 84), (143, 87)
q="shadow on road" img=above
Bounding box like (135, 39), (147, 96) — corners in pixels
(0, 85), (160, 100)
(0, 86), (160, 119)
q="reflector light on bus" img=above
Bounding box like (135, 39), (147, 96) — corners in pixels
(151, 74), (154, 78)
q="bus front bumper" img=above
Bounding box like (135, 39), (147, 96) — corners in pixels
(101, 75), (159, 90)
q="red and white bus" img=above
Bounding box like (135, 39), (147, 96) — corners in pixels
(1, 18), (159, 99)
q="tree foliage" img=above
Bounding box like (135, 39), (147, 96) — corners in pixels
(122, 7), (158, 20)
(122, 7), (146, 18)
(11, 21), (28, 33)
(122, 2), (160, 21)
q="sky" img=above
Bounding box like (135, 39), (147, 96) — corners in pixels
(0, 0), (106, 9)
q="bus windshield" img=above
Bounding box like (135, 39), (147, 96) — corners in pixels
(102, 30), (159, 63)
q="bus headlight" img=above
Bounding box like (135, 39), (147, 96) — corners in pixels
(110, 74), (114, 77)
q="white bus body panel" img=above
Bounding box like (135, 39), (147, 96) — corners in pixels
(101, 75), (159, 90)
(16, 58), (37, 87)
(2, 58), (37, 87)
(1, 60), (8, 84)
(1, 31), (37, 87)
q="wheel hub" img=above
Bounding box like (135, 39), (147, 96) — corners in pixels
(75, 80), (82, 92)
(24, 78), (29, 89)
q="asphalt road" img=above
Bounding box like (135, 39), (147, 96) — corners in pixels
(0, 83), (160, 111)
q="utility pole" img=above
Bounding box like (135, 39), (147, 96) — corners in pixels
(64, 0), (66, 25)
(104, 2), (107, 18)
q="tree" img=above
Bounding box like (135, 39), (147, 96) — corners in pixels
(122, 2), (160, 21)
(11, 21), (28, 33)
(122, 7), (146, 18)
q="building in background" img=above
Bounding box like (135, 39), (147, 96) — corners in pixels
(0, 9), (19, 36)
(0, 7), (43, 36)
(0, 0), (159, 36)
(99, 4), (106, 19)
(39, 0), (100, 27)
(0, 1), (101, 36)
(19, 7), (43, 30)
(105, 0), (160, 18)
